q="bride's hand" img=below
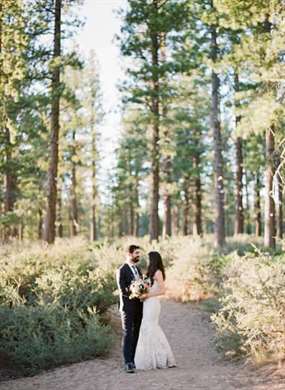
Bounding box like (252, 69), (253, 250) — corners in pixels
(140, 293), (149, 300)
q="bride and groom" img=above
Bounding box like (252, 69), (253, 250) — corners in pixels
(116, 244), (176, 373)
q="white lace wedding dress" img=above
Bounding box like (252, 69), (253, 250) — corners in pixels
(134, 280), (176, 370)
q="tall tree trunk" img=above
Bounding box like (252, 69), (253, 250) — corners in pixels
(70, 164), (78, 236)
(4, 130), (14, 212)
(162, 131), (172, 238)
(276, 157), (283, 239)
(118, 207), (124, 237)
(70, 131), (78, 236)
(123, 205), (129, 236)
(43, 0), (61, 243)
(91, 185), (97, 241)
(193, 139), (203, 236)
(264, 127), (276, 248)
(183, 182), (190, 236)
(0, 2), (2, 242)
(38, 208), (43, 240)
(135, 213), (140, 237)
(162, 132), (172, 238)
(235, 137), (244, 234)
(161, 33), (172, 238)
(127, 156), (135, 236)
(254, 172), (262, 237)
(234, 74), (244, 235)
(134, 176), (140, 237)
(4, 128), (17, 240)
(210, 24), (225, 248)
(129, 194), (135, 235)
(91, 107), (97, 241)
(91, 202), (97, 240)
(172, 204), (180, 236)
(57, 183), (63, 238)
(244, 170), (252, 234)
(149, 0), (160, 241)
(163, 189), (171, 237)
(193, 161), (203, 236)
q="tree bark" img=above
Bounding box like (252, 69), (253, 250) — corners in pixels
(162, 128), (172, 238)
(123, 205), (129, 236)
(210, 24), (225, 248)
(43, 0), (61, 243)
(264, 127), (276, 248)
(183, 182), (190, 236)
(194, 182), (202, 236)
(276, 157), (283, 239)
(172, 204), (180, 236)
(4, 128), (17, 240)
(149, 0), (160, 241)
(254, 172), (262, 237)
(118, 207), (124, 237)
(161, 33), (172, 238)
(244, 170), (252, 234)
(38, 208), (43, 240)
(235, 137), (244, 234)
(91, 106), (97, 241)
(91, 205), (97, 240)
(134, 176), (140, 237)
(162, 130), (172, 237)
(57, 183), (63, 238)
(129, 195), (135, 235)
(91, 181), (97, 241)
(163, 190), (172, 237)
(70, 131), (78, 236)
(193, 156), (203, 236)
(234, 74), (244, 235)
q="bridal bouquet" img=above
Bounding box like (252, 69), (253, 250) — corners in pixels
(129, 276), (151, 299)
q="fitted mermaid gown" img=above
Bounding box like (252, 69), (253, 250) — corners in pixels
(134, 280), (176, 370)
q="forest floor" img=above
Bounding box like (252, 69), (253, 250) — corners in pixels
(1, 300), (285, 390)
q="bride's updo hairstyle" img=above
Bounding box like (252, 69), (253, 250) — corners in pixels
(147, 251), (166, 285)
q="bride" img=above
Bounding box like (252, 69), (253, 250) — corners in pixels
(134, 251), (176, 370)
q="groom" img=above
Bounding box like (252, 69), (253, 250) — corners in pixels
(116, 245), (143, 373)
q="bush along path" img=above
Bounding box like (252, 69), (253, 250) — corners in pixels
(0, 299), (285, 390)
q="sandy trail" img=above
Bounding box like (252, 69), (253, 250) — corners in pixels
(0, 300), (285, 390)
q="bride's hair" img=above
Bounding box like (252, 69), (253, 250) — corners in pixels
(147, 251), (165, 285)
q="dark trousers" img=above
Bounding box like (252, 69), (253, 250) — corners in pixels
(120, 301), (143, 365)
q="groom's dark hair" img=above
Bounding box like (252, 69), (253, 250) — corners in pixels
(128, 244), (140, 254)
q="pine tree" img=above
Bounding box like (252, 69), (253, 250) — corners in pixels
(215, 0), (285, 248)
(43, 0), (62, 243)
(119, 0), (188, 240)
(0, 0), (26, 240)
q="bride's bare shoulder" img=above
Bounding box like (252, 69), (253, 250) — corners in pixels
(154, 269), (163, 280)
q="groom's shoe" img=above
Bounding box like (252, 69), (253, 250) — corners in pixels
(124, 363), (135, 373)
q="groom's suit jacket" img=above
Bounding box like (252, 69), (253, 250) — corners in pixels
(116, 263), (143, 312)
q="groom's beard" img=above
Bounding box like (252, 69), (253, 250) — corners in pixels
(132, 257), (140, 263)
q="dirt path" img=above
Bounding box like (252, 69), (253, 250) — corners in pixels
(1, 300), (285, 390)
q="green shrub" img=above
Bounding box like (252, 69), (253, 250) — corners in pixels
(0, 237), (118, 374)
(166, 236), (232, 301)
(0, 304), (113, 375)
(2, 234), (283, 372)
(212, 251), (285, 363)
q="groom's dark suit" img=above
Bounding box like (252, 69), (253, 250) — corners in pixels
(116, 263), (143, 366)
